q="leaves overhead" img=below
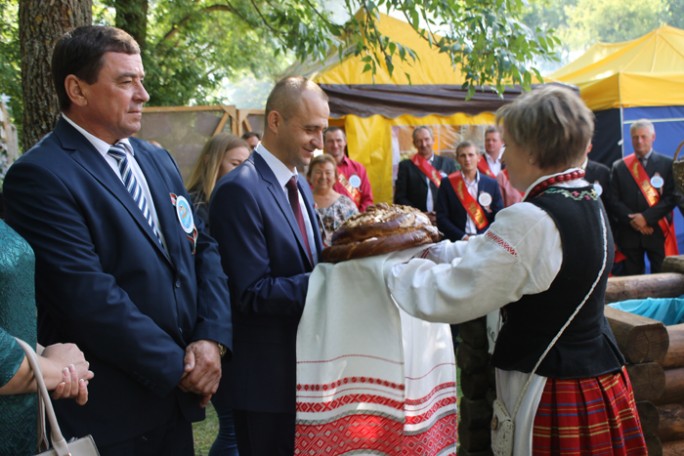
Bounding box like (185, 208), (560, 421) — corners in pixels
(114, 0), (560, 103)
(4, 0), (561, 118)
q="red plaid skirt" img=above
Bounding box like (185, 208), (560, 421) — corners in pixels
(532, 367), (646, 455)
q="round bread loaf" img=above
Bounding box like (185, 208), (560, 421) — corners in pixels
(320, 203), (440, 263)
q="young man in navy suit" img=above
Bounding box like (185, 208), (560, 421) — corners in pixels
(209, 77), (327, 455)
(436, 141), (503, 241)
(3, 26), (232, 455)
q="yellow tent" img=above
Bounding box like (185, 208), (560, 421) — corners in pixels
(299, 13), (526, 203)
(549, 25), (684, 111)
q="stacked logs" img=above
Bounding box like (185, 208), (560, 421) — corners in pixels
(457, 317), (495, 456)
(605, 270), (684, 456)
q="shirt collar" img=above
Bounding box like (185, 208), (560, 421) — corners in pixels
(641, 150), (654, 161)
(255, 143), (298, 187)
(62, 114), (134, 156)
(485, 152), (501, 165)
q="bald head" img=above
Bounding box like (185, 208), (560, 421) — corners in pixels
(265, 76), (328, 120)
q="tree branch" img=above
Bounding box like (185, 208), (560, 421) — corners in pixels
(158, 3), (243, 47)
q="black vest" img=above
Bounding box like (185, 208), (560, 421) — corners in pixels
(491, 186), (625, 379)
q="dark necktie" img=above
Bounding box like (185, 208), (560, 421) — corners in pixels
(286, 176), (313, 262)
(108, 142), (161, 242)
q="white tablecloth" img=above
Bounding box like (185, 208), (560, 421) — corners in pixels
(295, 248), (458, 455)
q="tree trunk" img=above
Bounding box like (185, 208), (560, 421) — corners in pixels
(19, 0), (92, 151)
(114, 0), (147, 51)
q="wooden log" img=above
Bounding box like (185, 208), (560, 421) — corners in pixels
(663, 256), (684, 275)
(605, 306), (669, 363)
(606, 273), (684, 303)
(658, 403), (684, 442)
(657, 367), (684, 405)
(646, 430), (663, 456)
(637, 400), (660, 435)
(459, 317), (488, 349)
(663, 324), (684, 369)
(458, 427), (490, 452)
(662, 438), (684, 456)
(626, 362), (665, 402)
(459, 397), (492, 430)
(456, 342), (490, 374)
(461, 370), (491, 399)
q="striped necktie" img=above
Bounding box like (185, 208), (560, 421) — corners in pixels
(108, 142), (161, 241)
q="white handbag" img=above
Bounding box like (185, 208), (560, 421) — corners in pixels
(14, 338), (100, 456)
(491, 211), (609, 456)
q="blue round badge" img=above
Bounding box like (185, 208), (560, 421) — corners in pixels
(175, 195), (195, 234)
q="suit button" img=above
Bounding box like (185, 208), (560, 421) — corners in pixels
(175, 279), (181, 288)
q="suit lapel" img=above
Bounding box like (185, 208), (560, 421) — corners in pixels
(56, 120), (171, 264)
(133, 147), (179, 263)
(253, 154), (314, 268)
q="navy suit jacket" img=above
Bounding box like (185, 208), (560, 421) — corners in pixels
(435, 172), (503, 241)
(3, 118), (232, 446)
(209, 151), (322, 413)
(586, 159), (616, 233)
(394, 155), (458, 211)
(610, 151), (676, 251)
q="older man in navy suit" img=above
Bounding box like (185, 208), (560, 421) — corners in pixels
(3, 26), (232, 455)
(394, 126), (458, 220)
(209, 76), (326, 455)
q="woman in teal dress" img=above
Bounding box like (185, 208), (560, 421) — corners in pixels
(0, 220), (93, 455)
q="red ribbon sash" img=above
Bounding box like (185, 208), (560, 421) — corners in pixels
(411, 154), (443, 187)
(448, 171), (489, 231)
(477, 155), (496, 178)
(337, 173), (361, 206)
(624, 154), (678, 256)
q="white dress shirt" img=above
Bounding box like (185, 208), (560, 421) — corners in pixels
(255, 144), (318, 264)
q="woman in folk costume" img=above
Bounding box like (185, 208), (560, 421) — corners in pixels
(387, 85), (646, 455)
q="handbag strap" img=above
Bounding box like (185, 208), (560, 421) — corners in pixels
(510, 210), (609, 416)
(14, 338), (72, 456)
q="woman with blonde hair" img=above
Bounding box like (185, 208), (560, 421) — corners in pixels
(187, 133), (250, 225)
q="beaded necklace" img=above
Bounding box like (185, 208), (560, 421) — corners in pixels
(524, 169), (585, 201)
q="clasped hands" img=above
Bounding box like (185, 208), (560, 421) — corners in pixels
(41, 343), (94, 405)
(178, 340), (222, 407)
(628, 213), (654, 235)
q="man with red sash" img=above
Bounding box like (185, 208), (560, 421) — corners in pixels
(323, 127), (374, 212)
(478, 125), (523, 207)
(436, 141), (503, 241)
(610, 119), (678, 274)
(394, 126), (458, 221)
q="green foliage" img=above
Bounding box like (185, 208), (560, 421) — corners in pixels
(665, 0), (684, 29)
(0, 1), (21, 129)
(561, 0), (669, 49)
(279, 0), (560, 96)
(137, 1), (289, 106)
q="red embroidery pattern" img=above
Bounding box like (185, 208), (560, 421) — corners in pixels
(296, 376), (458, 455)
(486, 230), (517, 256)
